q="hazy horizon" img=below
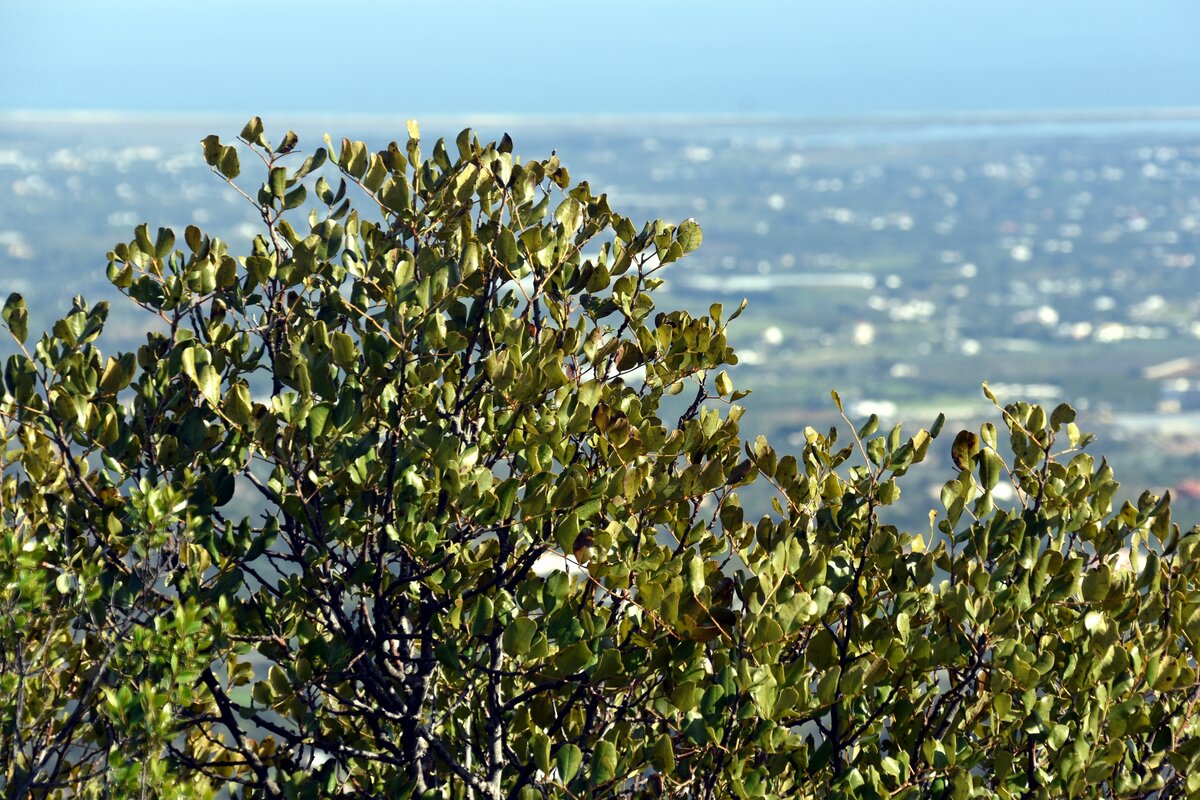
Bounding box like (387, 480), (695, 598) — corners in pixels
(4, 1), (1198, 118)
(5, 107), (1200, 122)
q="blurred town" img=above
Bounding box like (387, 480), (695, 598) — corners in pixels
(3, 110), (1199, 526)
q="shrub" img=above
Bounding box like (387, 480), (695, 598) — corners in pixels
(3, 119), (1199, 799)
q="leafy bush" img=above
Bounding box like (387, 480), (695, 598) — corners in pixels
(3, 119), (1200, 799)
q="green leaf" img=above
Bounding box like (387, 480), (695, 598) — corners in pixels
(807, 628), (838, 669)
(218, 145), (240, 179)
(592, 650), (624, 682)
(687, 556), (705, 595)
(201, 134), (223, 165)
(196, 364), (221, 406)
(677, 218), (702, 253)
(382, 177), (411, 213)
(363, 155), (388, 193)
(135, 223), (154, 255)
(269, 166), (288, 199)
(714, 370), (732, 397)
(98, 356), (127, 394)
(532, 732), (551, 773)
(1081, 564), (1111, 603)
(1050, 402), (1076, 431)
(216, 255), (238, 288)
(980, 421), (998, 450)
(154, 227), (175, 258)
(240, 116), (266, 146)
(896, 611), (911, 640)
(556, 744), (582, 783)
(276, 129), (299, 154)
(283, 184), (308, 210)
(591, 740), (617, 785)
(305, 404), (331, 440)
(930, 412), (946, 438)
(502, 617), (537, 656)
(222, 383), (254, 426)
(650, 733), (675, 775)
(979, 449), (1003, 491)
(184, 224), (203, 252)
(2, 293), (27, 343)
(555, 198), (582, 235)
(552, 641), (593, 676)
(858, 414), (879, 439)
(497, 228), (520, 265)
(816, 666), (841, 705)
(951, 430), (979, 471)
(330, 332), (356, 367)
(555, 513), (580, 554)
(268, 664), (290, 695)
(752, 617), (784, 646)
(471, 595), (493, 636)
(180, 346), (198, 383)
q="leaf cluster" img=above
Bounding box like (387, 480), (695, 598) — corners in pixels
(3, 120), (1200, 800)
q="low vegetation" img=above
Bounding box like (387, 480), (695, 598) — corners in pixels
(3, 119), (1199, 799)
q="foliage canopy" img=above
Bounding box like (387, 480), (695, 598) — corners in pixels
(3, 119), (1200, 799)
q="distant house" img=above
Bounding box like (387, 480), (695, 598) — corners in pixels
(1144, 357), (1200, 381)
(1174, 479), (1200, 501)
(1145, 358), (1200, 413)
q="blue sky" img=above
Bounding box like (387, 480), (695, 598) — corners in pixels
(4, 1), (1198, 117)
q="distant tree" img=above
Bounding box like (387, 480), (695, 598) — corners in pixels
(4, 118), (1200, 799)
